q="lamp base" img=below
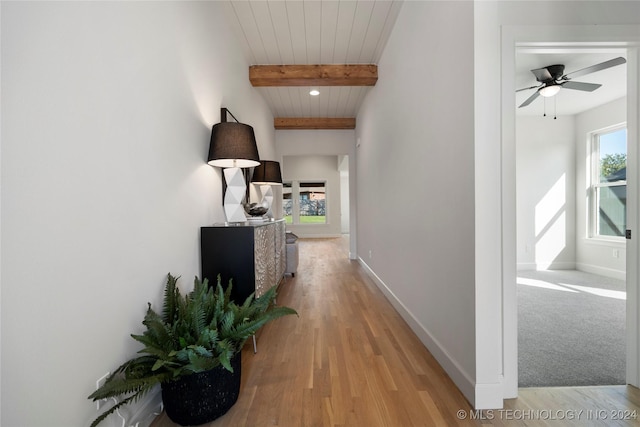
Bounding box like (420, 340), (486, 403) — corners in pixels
(223, 167), (247, 223)
(260, 185), (274, 218)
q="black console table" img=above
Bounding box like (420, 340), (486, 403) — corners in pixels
(200, 219), (286, 303)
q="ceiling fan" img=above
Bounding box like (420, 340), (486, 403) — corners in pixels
(517, 56), (627, 108)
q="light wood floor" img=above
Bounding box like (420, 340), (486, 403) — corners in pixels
(151, 237), (640, 426)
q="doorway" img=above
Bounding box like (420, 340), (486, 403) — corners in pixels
(500, 26), (640, 396)
(281, 155), (352, 256)
(514, 49), (629, 387)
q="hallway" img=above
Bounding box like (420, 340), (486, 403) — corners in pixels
(152, 238), (640, 426)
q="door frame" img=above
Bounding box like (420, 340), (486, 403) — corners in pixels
(500, 25), (640, 395)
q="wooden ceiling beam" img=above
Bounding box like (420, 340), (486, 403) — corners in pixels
(250, 64), (377, 87)
(274, 117), (356, 130)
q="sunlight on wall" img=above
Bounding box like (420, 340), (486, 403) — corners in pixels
(535, 174), (567, 268)
(536, 212), (566, 269)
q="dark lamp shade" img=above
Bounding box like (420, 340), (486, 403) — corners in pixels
(207, 122), (260, 168)
(251, 160), (282, 184)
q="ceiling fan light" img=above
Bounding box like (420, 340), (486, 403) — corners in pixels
(539, 84), (561, 98)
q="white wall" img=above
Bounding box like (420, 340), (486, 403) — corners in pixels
(356, 0), (478, 405)
(517, 99), (628, 278)
(0, 2), (273, 426)
(281, 155), (342, 237)
(576, 97), (627, 279)
(275, 129), (357, 256)
(516, 116), (576, 270)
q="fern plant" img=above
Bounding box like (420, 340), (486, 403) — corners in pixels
(88, 273), (297, 427)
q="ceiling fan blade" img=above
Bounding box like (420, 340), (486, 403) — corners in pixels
(562, 56), (626, 80)
(561, 81), (602, 92)
(518, 90), (540, 108)
(531, 67), (553, 82)
(516, 84), (541, 93)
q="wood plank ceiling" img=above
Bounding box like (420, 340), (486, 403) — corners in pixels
(223, 0), (403, 129)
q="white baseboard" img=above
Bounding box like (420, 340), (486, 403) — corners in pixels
(576, 262), (626, 280)
(516, 262), (537, 271)
(357, 257), (480, 407)
(517, 261), (576, 271)
(474, 379), (505, 409)
(518, 261), (626, 281)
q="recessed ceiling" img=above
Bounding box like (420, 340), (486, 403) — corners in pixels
(223, 0), (403, 122)
(516, 51), (627, 117)
(224, 2), (627, 122)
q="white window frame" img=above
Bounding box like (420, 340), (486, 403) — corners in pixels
(588, 124), (627, 241)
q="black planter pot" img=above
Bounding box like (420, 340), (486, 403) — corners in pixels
(161, 353), (241, 426)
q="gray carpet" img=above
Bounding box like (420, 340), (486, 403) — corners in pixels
(517, 269), (626, 387)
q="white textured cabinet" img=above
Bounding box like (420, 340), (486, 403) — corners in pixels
(201, 219), (285, 302)
(274, 220), (286, 284)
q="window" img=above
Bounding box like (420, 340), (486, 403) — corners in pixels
(589, 126), (627, 238)
(282, 181), (327, 224)
(299, 182), (326, 223)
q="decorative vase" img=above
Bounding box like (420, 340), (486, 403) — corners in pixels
(161, 353), (241, 426)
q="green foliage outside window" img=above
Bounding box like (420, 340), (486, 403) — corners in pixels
(600, 153), (626, 180)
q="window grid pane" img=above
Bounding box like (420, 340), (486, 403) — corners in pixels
(596, 185), (626, 237)
(598, 128), (627, 183)
(298, 182), (326, 224)
(590, 126), (627, 239)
